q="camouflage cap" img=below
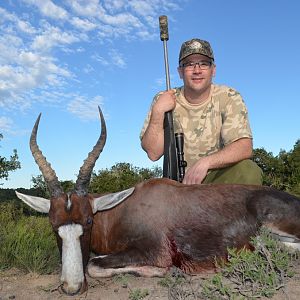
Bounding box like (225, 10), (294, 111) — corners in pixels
(179, 38), (214, 63)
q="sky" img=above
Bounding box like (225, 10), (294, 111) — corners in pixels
(1, 0), (299, 189)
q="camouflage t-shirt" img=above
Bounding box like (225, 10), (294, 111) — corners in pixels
(140, 84), (252, 169)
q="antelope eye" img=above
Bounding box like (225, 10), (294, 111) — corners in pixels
(87, 217), (93, 225)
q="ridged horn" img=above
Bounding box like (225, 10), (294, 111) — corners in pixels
(30, 114), (64, 198)
(75, 106), (107, 196)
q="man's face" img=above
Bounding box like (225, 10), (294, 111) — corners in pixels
(178, 54), (216, 95)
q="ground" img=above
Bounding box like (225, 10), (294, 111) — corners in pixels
(1, 268), (300, 300)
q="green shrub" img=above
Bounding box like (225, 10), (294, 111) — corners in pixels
(0, 203), (59, 274)
(0, 202), (23, 224)
(0, 202), (23, 269)
(158, 230), (299, 299)
(128, 288), (149, 300)
(201, 228), (299, 299)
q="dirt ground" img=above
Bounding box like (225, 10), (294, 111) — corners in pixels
(1, 267), (300, 300)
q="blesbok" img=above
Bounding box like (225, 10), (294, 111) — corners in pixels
(16, 107), (300, 296)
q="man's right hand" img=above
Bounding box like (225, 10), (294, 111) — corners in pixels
(141, 89), (177, 161)
(152, 89), (176, 115)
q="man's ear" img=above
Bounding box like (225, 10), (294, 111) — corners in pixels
(177, 66), (183, 79)
(212, 64), (216, 77)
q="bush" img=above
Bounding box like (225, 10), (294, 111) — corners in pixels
(201, 228), (299, 299)
(0, 202), (59, 274)
(89, 163), (162, 193)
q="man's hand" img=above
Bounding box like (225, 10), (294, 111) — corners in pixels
(182, 138), (253, 185)
(152, 89), (176, 115)
(182, 157), (210, 184)
(141, 89), (177, 161)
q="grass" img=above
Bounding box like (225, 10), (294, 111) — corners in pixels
(113, 273), (133, 288)
(128, 288), (149, 300)
(158, 270), (202, 299)
(0, 202), (60, 274)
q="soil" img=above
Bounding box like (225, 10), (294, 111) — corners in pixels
(1, 267), (300, 300)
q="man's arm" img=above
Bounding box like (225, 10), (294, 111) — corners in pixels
(182, 137), (253, 184)
(141, 110), (165, 161)
(141, 90), (176, 161)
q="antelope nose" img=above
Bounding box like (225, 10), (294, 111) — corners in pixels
(60, 281), (82, 295)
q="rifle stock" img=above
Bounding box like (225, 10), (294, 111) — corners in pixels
(163, 111), (178, 180)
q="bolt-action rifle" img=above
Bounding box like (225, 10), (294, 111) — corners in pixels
(159, 15), (187, 182)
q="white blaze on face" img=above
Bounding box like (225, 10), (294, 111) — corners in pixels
(58, 224), (84, 291)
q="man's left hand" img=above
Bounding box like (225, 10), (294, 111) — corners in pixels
(182, 157), (210, 184)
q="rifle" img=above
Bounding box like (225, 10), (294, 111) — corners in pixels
(159, 16), (186, 182)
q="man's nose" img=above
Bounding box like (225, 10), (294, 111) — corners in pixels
(193, 64), (202, 72)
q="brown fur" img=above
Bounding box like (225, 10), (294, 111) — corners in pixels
(86, 178), (300, 275)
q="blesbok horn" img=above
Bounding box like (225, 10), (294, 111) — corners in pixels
(75, 106), (107, 196)
(30, 113), (64, 198)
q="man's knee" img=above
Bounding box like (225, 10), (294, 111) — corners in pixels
(204, 159), (263, 185)
(232, 160), (263, 185)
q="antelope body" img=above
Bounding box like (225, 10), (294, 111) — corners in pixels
(16, 107), (300, 296)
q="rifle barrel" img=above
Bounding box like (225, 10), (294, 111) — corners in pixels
(159, 15), (178, 180)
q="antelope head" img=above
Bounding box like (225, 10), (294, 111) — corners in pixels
(16, 107), (106, 295)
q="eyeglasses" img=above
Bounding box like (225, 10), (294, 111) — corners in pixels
(180, 60), (213, 71)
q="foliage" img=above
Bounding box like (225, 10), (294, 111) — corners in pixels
(31, 174), (51, 198)
(0, 202), (59, 274)
(112, 274), (149, 299)
(113, 274), (132, 288)
(0, 133), (21, 184)
(128, 288), (149, 300)
(158, 270), (199, 299)
(28, 163), (161, 197)
(31, 174), (74, 198)
(0, 201), (23, 226)
(201, 228), (299, 299)
(0, 188), (20, 202)
(61, 180), (75, 193)
(156, 229), (299, 299)
(158, 270), (186, 288)
(253, 139), (300, 196)
(0, 188), (48, 217)
(89, 162), (162, 193)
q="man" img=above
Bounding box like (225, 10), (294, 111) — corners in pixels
(140, 38), (262, 185)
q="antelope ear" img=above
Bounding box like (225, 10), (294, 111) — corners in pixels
(92, 187), (135, 213)
(15, 191), (50, 213)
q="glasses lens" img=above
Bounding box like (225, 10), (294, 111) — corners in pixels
(181, 61), (212, 70)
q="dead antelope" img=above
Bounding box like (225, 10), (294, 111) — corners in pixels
(16, 107), (300, 296)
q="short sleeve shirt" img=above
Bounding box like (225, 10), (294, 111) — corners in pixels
(140, 84), (252, 169)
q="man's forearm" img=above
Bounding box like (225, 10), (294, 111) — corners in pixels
(205, 138), (253, 170)
(183, 138), (253, 184)
(141, 111), (165, 161)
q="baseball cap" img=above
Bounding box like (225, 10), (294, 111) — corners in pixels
(179, 38), (214, 63)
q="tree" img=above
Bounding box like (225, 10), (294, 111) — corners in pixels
(30, 163), (162, 195)
(284, 139), (300, 195)
(31, 175), (74, 198)
(0, 134), (21, 184)
(89, 163), (162, 193)
(31, 174), (50, 198)
(253, 139), (300, 196)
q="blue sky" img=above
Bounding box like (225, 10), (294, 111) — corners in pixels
(1, 0), (299, 189)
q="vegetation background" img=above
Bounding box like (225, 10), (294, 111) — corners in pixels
(1, 134), (299, 199)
